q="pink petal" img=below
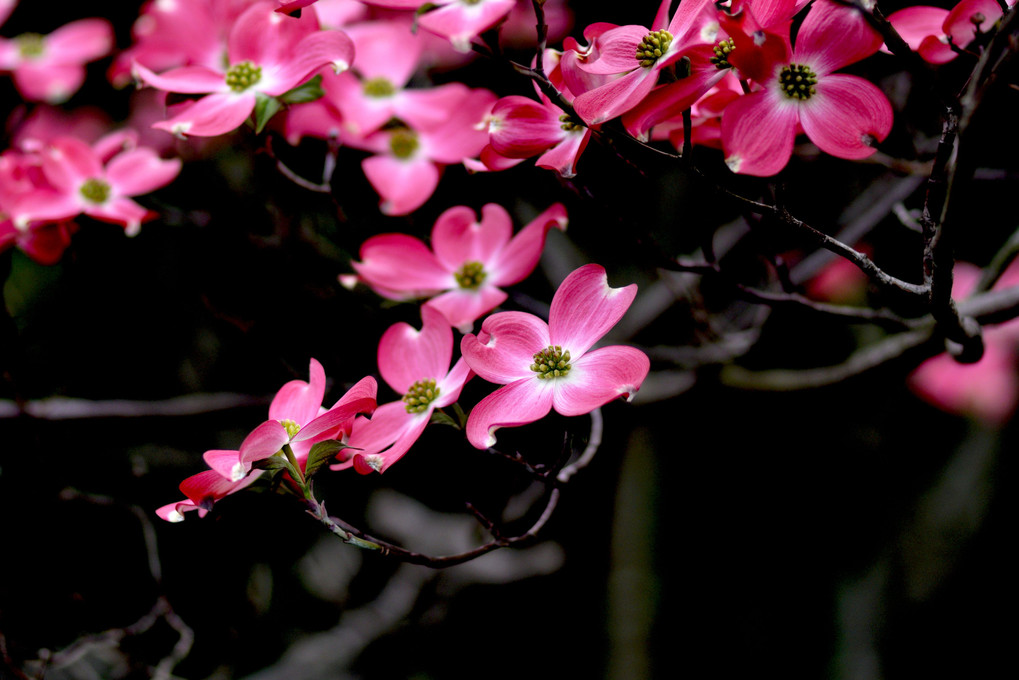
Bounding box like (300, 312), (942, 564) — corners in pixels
(362, 154), (440, 216)
(377, 305), (453, 395)
(44, 18), (113, 63)
(262, 29), (355, 96)
(152, 92), (257, 137)
(417, 0), (517, 50)
(720, 90), (797, 177)
(489, 95), (566, 158)
(435, 357), (473, 408)
(269, 357), (326, 425)
(488, 202), (568, 286)
(335, 401), (427, 473)
(917, 35), (957, 65)
(535, 128), (591, 178)
(550, 345), (650, 416)
(886, 6), (950, 52)
(352, 233), (452, 293)
(461, 311), (551, 384)
(394, 83), (473, 133)
(548, 264), (638, 358)
(12, 63), (86, 103)
(43, 137), (102, 191)
(794, 0), (883, 76)
(105, 148), (181, 197)
(84, 197), (154, 236)
(424, 286), (509, 332)
(465, 377), (554, 449)
(573, 67), (658, 126)
(799, 74), (892, 160)
(179, 469), (258, 508)
(229, 0), (319, 67)
(432, 203), (512, 271)
(134, 64), (229, 94)
(239, 420), (291, 464)
(575, 24), (647, 75)
(203, 449), (244, 481)
(419, 89), (497, 163)
(345, 20), (424, 84)
(945, 0), (1003, 47)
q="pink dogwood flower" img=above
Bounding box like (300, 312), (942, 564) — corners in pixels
(134, 1), (354, 137)
(332, 306), (472, 474)
(461, 264), (650, 449)
(720, 0), (893, 176)
(0, 17), (113, 103)
(886, 0), (1011, 64)
(357, 0), (516, 52)
(349, 202), (568, 331)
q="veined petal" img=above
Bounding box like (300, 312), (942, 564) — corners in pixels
(425, 286), (509, 333)
(465, 377), (554, 449)
(378, 305), (454, 395)
(203, 449), (245, 481)
(720, 89), (797, 176)
(794, 0), (883, 76)
(239, 420), (290, 464)
(549, 264), (637, 358)
(489, 95), (565, 159)
(461, 311), (551, 384)
(432, 203), (512, 271)
(575, 24), (647, 75)
(945, 0), (1003, 48)
(535, 127), (590, 178)
(551, 345), (649, 416)
(133, 63), (229, 94)
(152, 92), (257, 137)
(335, 401), (427, 474)
(799, 74), (892, 160)
(353, 233), (452, 294)
(573, 67), (658, 126)
(261, 29), (355, 96)
(488, 202), (568, 286)
(105, 148), (181, 198)
(269, 357), (326, 425)
(229, 0), (319, 67)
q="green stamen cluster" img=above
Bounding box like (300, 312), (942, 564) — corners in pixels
(363, 77), (397, 98)
(778, 63), (817, 100)
(403, 378), (440, 413)
(558, 114), (584, 132)
(389, 129), (419, 159)
(454, 261), (487, 290)
(635, 30), (673, 68)
(17, 33), (45, 59)
(530, 345), (572, 380)
(79, 178), (111, 204)
(225, 61), (262, 92)
(461, 0), (482, 5)
(710, 38), (735, 70)
(280, 418), (301, 438)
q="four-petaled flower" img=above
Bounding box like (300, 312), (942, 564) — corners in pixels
(461, 264), (649, 449)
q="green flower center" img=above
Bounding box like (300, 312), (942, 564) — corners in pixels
(389, 129), (419, 159)
(224, 61), (262, 92)
(403, 378), (440, 413)
(710, 38), (735, 70)
(363, 76), (397, 98)
(558, 114), (585, 132)
(17, 33), (45, 59)
(454, 261), (487, 290)
(280, 418), (301, 438)
(778, 63), (818, 100)
(79, 178), (111, 204)
(462, 0), (482, 5)
(530, 345), (572, 380)
(635, 30), (673, 68)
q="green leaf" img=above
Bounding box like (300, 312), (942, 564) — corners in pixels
(279, 75), (325, 104)
(252, 454), (291, 472)
(429, 409), (461, 429)
(452, 402), (469, 429)
(254, 93), (282, 133)
(305, 440), (351, 480)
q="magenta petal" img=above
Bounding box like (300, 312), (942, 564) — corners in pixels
(378, 305), (454, 395)
(551, 346), (650, 416)
(179, 469), (258, 507)
(489, 95), (564, 158)
(262, 29), (355, 95)
(465, 377), (553, 449)
(45, 18), (113, 63)
(488, 202), (568, 286)
(432, 203), (511, 271)
(535, 128), (590, 178)
(353, 233), (452, 294)
(269, 357), (326, 425)
(43, 136), (102, 191)
(416, 0), (517, 49)
(346, 20), (424, 85)
(573, 67), (657, 125)
(461, 311), (551, 384)
(395, 83), (473, 132)
(720, 90), (797, 177)
(239, 420), (291, 464)
(425, 286), (508, 333)
(799, 74), (892, 160)
(794, 0), (883, 75)
(84, 198), (154, 235)
(548, 264), (637, 358)
(229, 1), (318, 67)
(340, 401), (427, 474)
(887, 6), (950, 52)
(362, 154), (440, 216)
(134, 64), (228, 94)
(153, 92), (257, 137)
(435, 357), (473, 408)
(105, 148), (181, 197)
(203, 449), (244, 481)
(576, 24), (647, 75)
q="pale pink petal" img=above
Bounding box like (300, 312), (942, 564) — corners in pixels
(352, 233), (452, 293)
(488, 203), (568, 286)
(152, 92), (257, 137)
(269, 357), (326, 425)
(432, 203), (512, 271)
(157, 500), (200, 522)
(262, 29), (355, 95)
(239, 419), (291, 464)
(362, 154), (440, 216)
(134, 64), (229, 94)
(425, 286), (509, 332)
(333, 401), (425, 473)
(105, 148), (181, 197)
(795, 0), (883, 75)
(351, 407), (430, 474)
(465, 377), (554, 449)
(549, 264), (638, 358)
(203, 449), (244, 481)
(550, 345), (649, 416)
(378, 305), (453, 394)
(573, 67), (658, 125)
(799, 74), (892, 160)
(461, 311), (551, 384)
(44, 18), (113, 63)
(720, 90), (798, 177)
